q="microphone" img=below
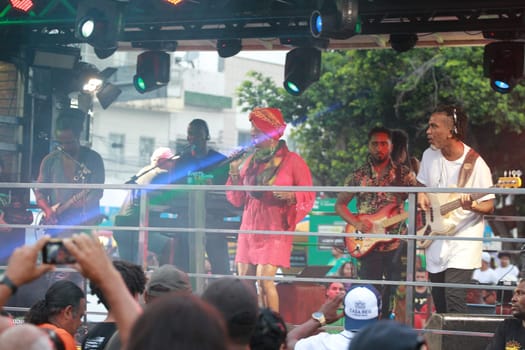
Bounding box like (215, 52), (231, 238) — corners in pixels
(216, 146), (251, 168)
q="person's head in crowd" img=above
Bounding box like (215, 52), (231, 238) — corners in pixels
(338, 261), (356, 278)
(349, 320), (427, 350)
(187, 119), (210, 153)
(498, 251), (512, 267)
(250, 308), (287, 350)
(511, 279), (525, 320)
(249, 108), (286, 148)
(391, 129), (410, 165)
(127, 294), (227, 350)
(367, 126), (393, 165)
(325, 281), (346, 300)
(90, 260), (146, 310)
(430, 105), (468, 143)
(481, 252), (492, 271)
(415, 268), (428, 282)
(202, 277), (259, 349)
(150, 147), (176, 170)
(0, 324), (61, 350)
(145, 264), (192, 303)
(343, 284), (381, 331)
(54, 108), (86, 157)
(25, 280), (86, 336)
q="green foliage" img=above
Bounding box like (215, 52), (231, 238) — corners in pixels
(236, 47), (525, 186)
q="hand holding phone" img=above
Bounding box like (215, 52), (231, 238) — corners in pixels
(42, 239), (76, 264)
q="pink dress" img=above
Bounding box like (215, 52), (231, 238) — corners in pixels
(226, 147), (315, 268)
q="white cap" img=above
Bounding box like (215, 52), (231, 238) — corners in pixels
(481, 252), (491, 263)
(344, 284), (380, 331)
(150, 147), (175, 164)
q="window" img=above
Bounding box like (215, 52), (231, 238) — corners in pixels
(108, 133), (125, 164)
(139, 137), (155, 164)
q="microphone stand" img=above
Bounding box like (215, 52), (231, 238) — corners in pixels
(125, 148), (191, 185)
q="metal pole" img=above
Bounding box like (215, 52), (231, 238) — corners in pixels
(189, 188), (206, 293)
(405, 191), (417, 327)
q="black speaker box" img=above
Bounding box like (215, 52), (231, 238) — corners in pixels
(425, 313), (508, 350)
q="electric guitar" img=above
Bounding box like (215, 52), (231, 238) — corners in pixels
(416, 176), (521, 248)
(344, 203), (409, 258)
(39, 189), (90, 225)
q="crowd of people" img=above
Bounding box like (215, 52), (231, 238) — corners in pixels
(0, 102), (523, 348)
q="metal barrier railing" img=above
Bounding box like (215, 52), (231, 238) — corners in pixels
(1, 182), (524, 340)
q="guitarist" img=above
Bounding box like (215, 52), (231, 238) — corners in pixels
(34, 108), (105, 236)
(416, 105), (494, 313)
(335, 126), (415, 318)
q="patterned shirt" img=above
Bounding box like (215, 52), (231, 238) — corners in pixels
(340, 156), (415, 251)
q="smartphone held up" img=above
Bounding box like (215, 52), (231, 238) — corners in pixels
(42, 239), (76, 264)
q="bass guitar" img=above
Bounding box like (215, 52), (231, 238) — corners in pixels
(39, 189), (90, 225)
(416, 176), (521, 248)
(344, 203), (409, 258)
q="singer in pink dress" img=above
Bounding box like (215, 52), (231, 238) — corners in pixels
(227, 107), (315, 311)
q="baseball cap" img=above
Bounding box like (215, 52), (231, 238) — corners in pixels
(150, 147), (175, 164)
(344, 284), (381, 331)
(349, 320), (425, 350)
(481, 252), (491, 263)
(146, 264), (191, 297)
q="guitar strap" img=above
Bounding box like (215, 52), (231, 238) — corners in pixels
(457, 148), (479, 188)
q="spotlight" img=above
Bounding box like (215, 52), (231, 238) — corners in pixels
(74, 62), (104, 94)
(94, 47), (118, 60)
(217, 39), (242, 58)
(283, 48), (321, 96)
(310, 0), (359, 40)
(133, 51), (171, 94)
(390, 33), (418, 53)
(75, 0), (125, 56)
(96, 83), (122, 109)
(483, 41), (525, 94)
(165, 0), (184, 5)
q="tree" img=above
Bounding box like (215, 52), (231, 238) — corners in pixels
(236, 47), (525, 186)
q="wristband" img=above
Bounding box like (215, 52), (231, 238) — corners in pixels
(0, 274), (18, 295)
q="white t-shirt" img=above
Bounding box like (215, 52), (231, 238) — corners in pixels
(494, 265), (519, 282)
(417, 144), (495, 273)
(472, 268), (498, 284)
(294, 330), (355, 350)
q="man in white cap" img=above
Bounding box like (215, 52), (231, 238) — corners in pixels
(286, 284), (381, 350)
(472, 252), (498, 284)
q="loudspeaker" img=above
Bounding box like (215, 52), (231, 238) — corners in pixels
(277, 283), (326, 324)
(425, 313), (506, 350)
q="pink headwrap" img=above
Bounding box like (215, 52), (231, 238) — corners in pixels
(249, 108), (286, 140)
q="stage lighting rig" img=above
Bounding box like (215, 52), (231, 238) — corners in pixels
(217, 39), (242, 58)
(133, 51), (171, 94)
(310, 0), (359, 40)
(390, 33), (418, 53)
(283, 47), (321, 96)
(483, 41), (525, 94)
(75, 0), (126, 59)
